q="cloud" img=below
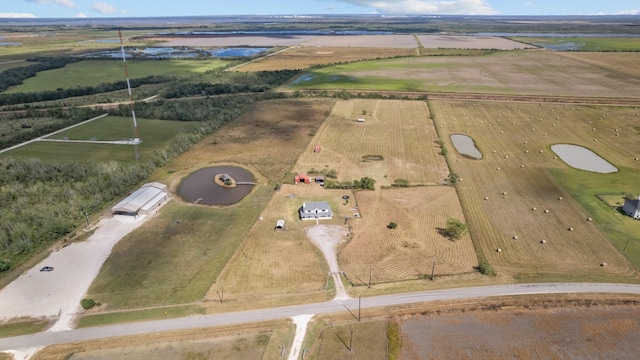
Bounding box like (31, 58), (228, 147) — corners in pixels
(615, 9), (640, 15)
(24, 0), (75, 7)
(524, 2), (534, 6)
(91, 1), (127, 14)
(76, 12), (87, 18)
(329, 0), (498, 15)
(0, 12), (37, 18)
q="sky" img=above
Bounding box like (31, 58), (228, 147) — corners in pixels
(1, 0), (639, 18)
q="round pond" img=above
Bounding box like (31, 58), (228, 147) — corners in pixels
(451, 134), (483, 159)
(551, 144), (618, 174)
(178, 166), (255, 205)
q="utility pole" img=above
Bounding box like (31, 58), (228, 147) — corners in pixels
(358, 296), (361, 321)
(431, 257), (436, 281)
(83, 211), (90, 227)
(368, 265), (372, 288)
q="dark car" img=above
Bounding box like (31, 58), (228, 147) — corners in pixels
(40, 266), (54, 272)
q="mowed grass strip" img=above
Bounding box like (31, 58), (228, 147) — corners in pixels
(6, 59), (229, 93)
(87, 186), (272, 309)
(295, 99), (448, 187)
(2, 117), (197, 164)
(341, 187), (477, 284)
(431, 100), (639, 281)
(77, 304), (205, 328)
(0, 318), (49, 338)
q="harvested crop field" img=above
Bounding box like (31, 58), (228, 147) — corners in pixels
(304, 34), (417, 48)
(431, 100), (639, 281)
(236, 46), (415, 71)
(341, 186), (477, 284)
(558, 51), (640, 77)
(305, 50), (640, 98)
(416, 35), (534, 50)
(400, 305), (640, 359)
(295, 99), (449, 187)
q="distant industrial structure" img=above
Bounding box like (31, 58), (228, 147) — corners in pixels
(111, 182), (168, 216)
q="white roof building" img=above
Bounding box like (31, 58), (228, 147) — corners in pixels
(111, 182), (169, 216)
(299, 201), (333, 220)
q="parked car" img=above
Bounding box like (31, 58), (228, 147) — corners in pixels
(40, 266), (54, 272)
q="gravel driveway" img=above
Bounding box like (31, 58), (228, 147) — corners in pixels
(304, 225), (350, 300)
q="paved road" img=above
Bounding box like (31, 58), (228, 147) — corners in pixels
(2, 282), (640, 351)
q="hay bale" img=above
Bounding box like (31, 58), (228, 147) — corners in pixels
(532, 207), (537, 211)
(496, 167), (501, 170)
(587, 217), (592, 221)
(558, 197), (563, 200)
(601, 262), (607, 267)
(503, 191), (508, 195)
(568, 227), (574, 231)
(497, 248), (502, 253)
(541, 240), (546, 244)
(513, 235), (518, 240)
(521, 164), (525, 168)
(484, 196), (489, 200)
(504, 155), (509, 159)
(544, 209), (550, 213)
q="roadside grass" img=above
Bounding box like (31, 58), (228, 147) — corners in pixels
(550, 167), (640, 268)
(512, 36), (640, 51)
(431, 100), (640, 282)
(6, 59), (229, 93)
(86, 186), (272, 309)
(305, 318), (388, 360)
(35, 320), (288, 360)
(0, 318), (49, 338)
(1, 117), (197, 164)
(77, 304), (205, 328)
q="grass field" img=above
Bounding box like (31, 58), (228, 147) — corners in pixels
(86, 187), (271, 309)
(294, 99), (449, 187)
(0, 318), (49, 338)
(208, 184), (348, 304)
(430, 100), (640, 281)
(341, 186), (477, 284)
(33, 320), (293, 360)
(512, 36), (640, 51)
(1, 116), (197, 164)
(6, 59), (229, 93)
(77, 305), (205, 328)
(304, 319), (389, 360)
(558, 52), (640, 77)
(289, 50), (640, 98)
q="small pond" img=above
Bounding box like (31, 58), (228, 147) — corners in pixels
(551, 144), (618, 173)
(80, 47), (270, 59)
(178, 166), (255, 206)
(0, 42), (21, 46)
(451, 134), (483, 159)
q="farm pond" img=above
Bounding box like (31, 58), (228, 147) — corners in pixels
(177, 166), (255, 205)
(450, 134), (482, 159)
(551, 144), (618, 173)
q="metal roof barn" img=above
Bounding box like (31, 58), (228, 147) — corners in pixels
(111, 182), (169, 216)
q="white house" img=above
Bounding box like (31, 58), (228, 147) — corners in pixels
(299, 201), (333, 220)
(623, 196), (640, 219)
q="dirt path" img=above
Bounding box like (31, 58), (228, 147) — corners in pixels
(304, 225), (350, 300)
(287, 314), (314, 360)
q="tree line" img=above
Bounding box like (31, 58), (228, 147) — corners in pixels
(0, 56), (79, 93)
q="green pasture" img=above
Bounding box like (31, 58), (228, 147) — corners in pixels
(512, 36), (640, 51)
(86, 185), (273, 309)
(6, 59), (229, 93)
(550, 167), (640, 267)
(0, 60), (30, 72)
(77, 304), (205, 328)
(292, 72), (424, 91)
(1, 116), (197, 164)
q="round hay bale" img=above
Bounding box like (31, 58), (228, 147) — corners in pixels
(484, 196), (489, 200)
(544, 133), (547, 136)
(525, 150), (529, 153)
(504, 155), (509, 159)
(524, 141), (528, 144)
(458, 178), (463, 182)
(541, 240), (546, 244)
(497, 248), (502, 253)
(521, 164), (525, 168)
(540, 150), (544, 153)
(601, 262), (607, 267)
(558, 197), (563, 200)
(635, 157), (639, 161)
(594, 138), (598, 142)
(532, 128), (535, 131)
(532, 207), (537, 211)
(587, 217), (592, 221)
(496, 167), (501, 170)
(592, 127), (596, 131)
(513, 235), (518, 240)
(500, 130), (503, 134)
(544, 209), (550, 213)
(553, 156), (557, 159)
(568, 227), (574, 231)
(503, 191), (508, 195)
(492, 150), (497, 153)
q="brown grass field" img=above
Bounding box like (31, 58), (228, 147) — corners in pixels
(294, 99), (450, 187)
(205, 184), (352, 305)
(237, 46), (416, 71)
(431, 99), (640, 281)
(558, 51), (640, 77)
(416, 35), (533, 50)
(341, 186), (478, 284)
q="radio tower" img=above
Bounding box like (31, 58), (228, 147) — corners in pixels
(118, 29), (141, 161)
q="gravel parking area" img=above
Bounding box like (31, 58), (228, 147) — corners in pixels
(304, 225), (350, 300)
(0, 214), (152, 328)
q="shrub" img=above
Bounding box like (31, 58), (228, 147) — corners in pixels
(393, 179), (410, 187)
(0, 260), (10, 272)
(478, 262), (496, 276)
(387, 222), (398, 229)
(443, 218), (468, 240)
(81, 298), (96, 310)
